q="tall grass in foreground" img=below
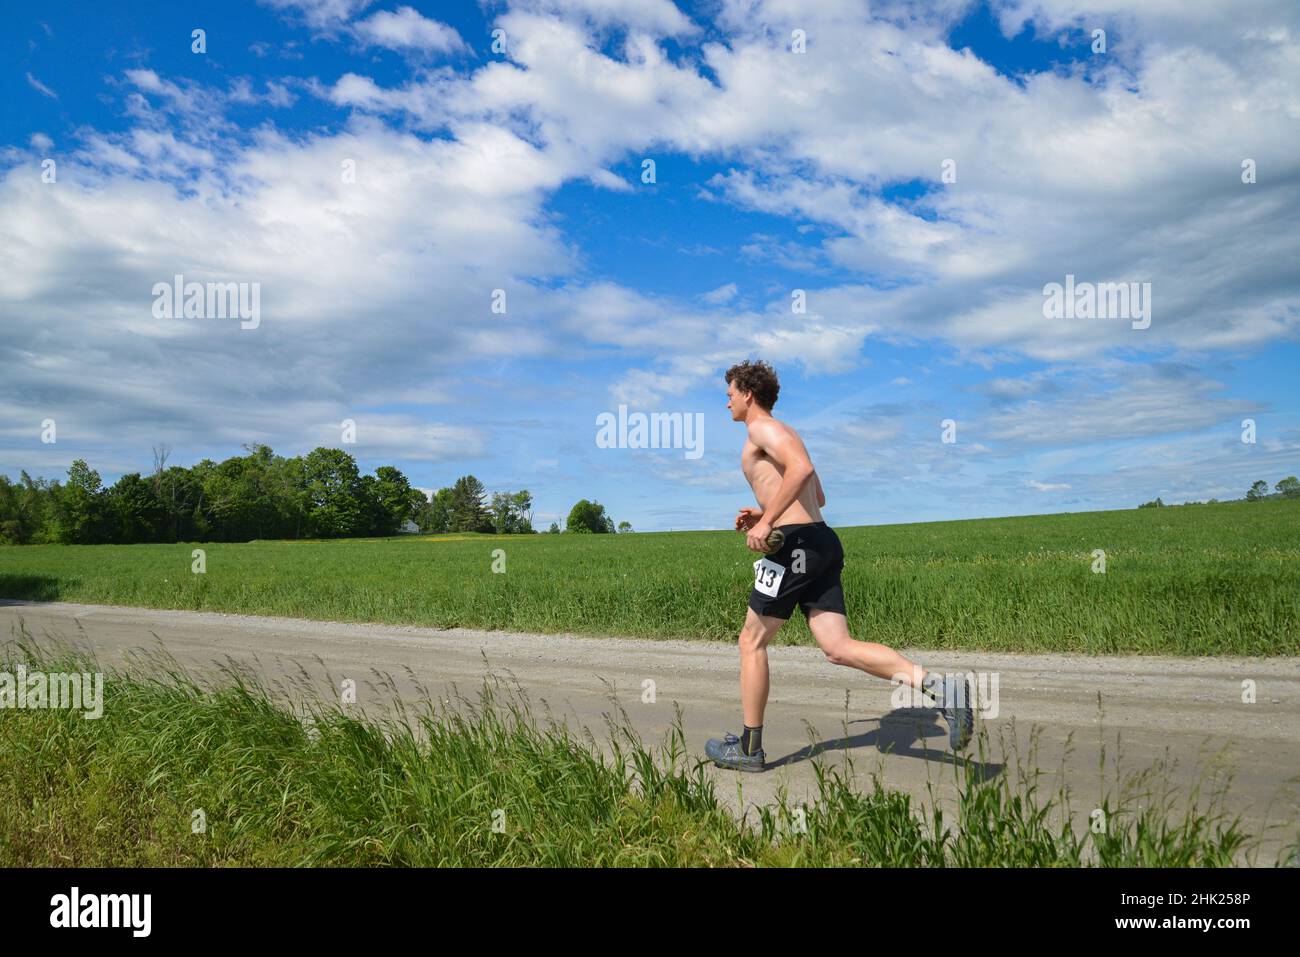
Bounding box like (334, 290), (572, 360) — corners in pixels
(1, 637), (1294, 867)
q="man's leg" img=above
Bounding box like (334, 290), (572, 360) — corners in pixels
(739, 606), (786, 727)
(806, 607), (975, 749)
(805, 608), (926, 687)
(705, 607), (786, 771)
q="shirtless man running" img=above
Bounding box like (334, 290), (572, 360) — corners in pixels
(705, 359), (974, 772)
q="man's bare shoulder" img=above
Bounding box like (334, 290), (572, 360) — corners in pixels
(748, 413), (785, 439)
(746, 415), (799, 446)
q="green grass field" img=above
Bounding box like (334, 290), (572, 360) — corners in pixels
(2, 499), (1297, 655)
(1, 640), (1280, 866)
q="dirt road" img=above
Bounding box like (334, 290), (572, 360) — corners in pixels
(3, 599), (1297, 865)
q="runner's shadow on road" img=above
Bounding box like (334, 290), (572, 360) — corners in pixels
(764, 707), (1003, 780)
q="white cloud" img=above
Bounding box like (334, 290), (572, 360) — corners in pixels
(0, 116), (575, 472)
(259, 0), (373, 30)
(353, 6), (467, 53)
(981, 366), (1259, 446)
(315, 0), (1292, 368)
(26, 72), (57, 99)
(701, 282), (738, 304)
(510, 0), (696, 37)
(587, 168), (632, 191)
(228, 77), (299, 108)
(1026, 479), (1071, 491)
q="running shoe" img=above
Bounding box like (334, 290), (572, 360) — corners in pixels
(939, 673), (975, 751)
(705, 732), (766, 772)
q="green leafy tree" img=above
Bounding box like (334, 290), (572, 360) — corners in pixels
(22, 472), (57, 543)
(188, 458), (216, 539)
(490, 490), (535, 534)
(201, 446), (287, 541)
(511, 491), (535, 533)
(58, 459), (108, 544)
(0, 471), (54, 544)
(567, 499), (614, 534)
(489, 491), (513, 534)
(267, 453), (309, 540)
(357, 475), (386, 536)
(1246, 480), (1270, 502)
(367, 465), (421, 536)
(302, 447), (368, 537)
(617, 521), (633, 533)
(153, 465), (204, 542)
(547, 521), (560, 534)
(0, 476), (21, 544)
(1275, 476), (1299, 498)
(107, 473), (166, 543)
(420, 487), (454, 533)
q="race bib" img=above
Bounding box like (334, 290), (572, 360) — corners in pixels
(753, 557), (785, 598)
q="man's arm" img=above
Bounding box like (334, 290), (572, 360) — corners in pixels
(814, 471), (825, 507)
(746, 420), (814, 545)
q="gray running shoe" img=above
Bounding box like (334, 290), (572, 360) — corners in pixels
(939, 674), (975, 751)
(705, 732), (766, 772)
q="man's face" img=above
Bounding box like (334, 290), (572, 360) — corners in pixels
(726, 381), (749, 421)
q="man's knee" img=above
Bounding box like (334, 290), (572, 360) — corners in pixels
(807, 610), (855, 665)
(820, 638), (854, 666)
(738, 618), (775, 652)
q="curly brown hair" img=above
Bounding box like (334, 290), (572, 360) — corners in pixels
(725, 359), (779, 410)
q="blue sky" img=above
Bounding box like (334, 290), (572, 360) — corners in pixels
(3, 0), (1298, 531)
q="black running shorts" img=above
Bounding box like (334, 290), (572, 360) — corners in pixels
(748, 521), (847, 620)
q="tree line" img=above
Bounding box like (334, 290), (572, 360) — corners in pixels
(1139, 476), (1299, 508)
(0, 446), (630, 545)
(415, 482), (629, 535)
(0, 445), (427, 545)
(416, 475), (535, 534)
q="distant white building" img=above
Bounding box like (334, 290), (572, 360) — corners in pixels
(399, 519), (421, 534)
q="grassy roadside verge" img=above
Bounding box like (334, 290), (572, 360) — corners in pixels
(1, 637), (1293, 867)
